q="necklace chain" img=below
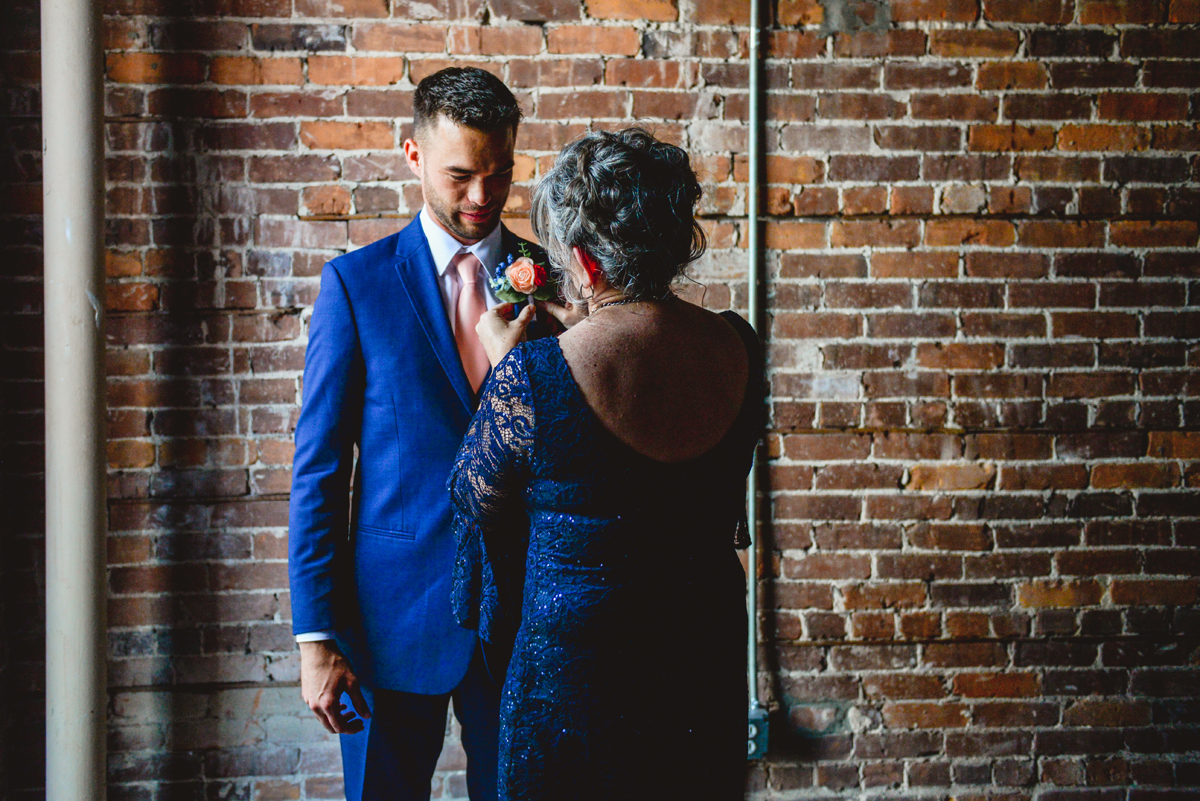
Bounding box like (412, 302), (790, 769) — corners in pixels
(590, 297), (643, 313)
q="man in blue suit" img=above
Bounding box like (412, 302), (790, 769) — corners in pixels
(288, 68), (538, 801)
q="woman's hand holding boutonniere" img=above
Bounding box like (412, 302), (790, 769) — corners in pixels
(477, 302), (535, 367)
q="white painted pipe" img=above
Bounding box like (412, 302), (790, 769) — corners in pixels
(746, 0), (764, 715)
(42, 0), (108, 797)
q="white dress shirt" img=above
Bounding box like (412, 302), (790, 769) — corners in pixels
(295, 210), (507, 645)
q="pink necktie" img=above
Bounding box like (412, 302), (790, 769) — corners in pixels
(453, 251), (490, 393)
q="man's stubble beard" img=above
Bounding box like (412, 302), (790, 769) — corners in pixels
(423, 179), (502, 244)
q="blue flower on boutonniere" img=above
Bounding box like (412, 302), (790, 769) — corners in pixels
(490, 242), (558, 303)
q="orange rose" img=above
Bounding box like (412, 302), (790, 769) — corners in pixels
(505, 257), (544, 294)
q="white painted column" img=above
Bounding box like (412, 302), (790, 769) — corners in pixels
(41, 0), (108, 797)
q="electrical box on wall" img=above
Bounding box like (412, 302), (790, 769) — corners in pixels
(747, 706), (769, 759)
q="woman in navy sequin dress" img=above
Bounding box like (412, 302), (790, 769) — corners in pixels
(449, 128), (761, 800)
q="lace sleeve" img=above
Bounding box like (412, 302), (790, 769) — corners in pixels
(449, 347), (535, 521)
(449, 346), (535, 638)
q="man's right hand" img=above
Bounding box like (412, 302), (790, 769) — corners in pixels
(300, 640), (372, 734)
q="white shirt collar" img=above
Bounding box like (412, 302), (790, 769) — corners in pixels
(419, 207), (504, 280)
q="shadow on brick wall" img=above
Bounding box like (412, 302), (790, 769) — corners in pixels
(1, 0), (45, 795)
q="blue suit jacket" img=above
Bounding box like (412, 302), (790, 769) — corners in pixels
(288, 217), (542, 694)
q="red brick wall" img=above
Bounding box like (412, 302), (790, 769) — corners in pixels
(2, 0), (1198, 798)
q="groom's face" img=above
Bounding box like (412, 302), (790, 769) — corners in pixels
(404, 114), (515, 245)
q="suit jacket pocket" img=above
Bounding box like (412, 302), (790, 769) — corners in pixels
(357, 523), (416, 541)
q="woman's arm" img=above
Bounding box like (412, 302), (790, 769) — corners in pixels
(448, 347), (536, 637)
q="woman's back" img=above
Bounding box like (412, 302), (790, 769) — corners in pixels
(557, 298), (750, 463)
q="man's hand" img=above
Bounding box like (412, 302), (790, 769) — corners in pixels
(300, 640), (371, 734)
(477, 302), (535, 366)
(537, 300), (587, 330)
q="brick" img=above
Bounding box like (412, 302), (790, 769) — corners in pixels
(871, 252), (957, 279)
(209, 57), (304, 85)
(930, 29), (1020, 57)
(1110, 579), (1198, 606)
(1018, 222), (1106, 249)
(970, 124), (1056, 152)
(891, 186), (936, 215)
(829, 155), (919, 182)
(911, 94), (998, 122)
(1057, 549), (1141, 577)
(353, 23), (447, 52)
(1112, 221), (1198, 249)
(864, 674), (947, 699)
(296, 0), (388, 15)
(307, 56), (405, 86)
(251, 22), (347, 50)
(1091, 463), (1179, 489)
(251, 91), (345, 118)
(1171, 0), (1200, 19)
(763, 222), (826, 250)
(782, 433), (872, 461)
(547, 25), (639, 55)
(1099, 93), (1188, 121)
(842, 186), (888, 215)
(587, 0), (678, 19)
(907, 463), (995, 491)
(924, 642), (1007, 668)
(926, 219), (1015, 247)
(1145, 61), (1200, 88)
(1018, 580), (1104, 609)
(692, 0), (750, 22)
(818, 93), (907, 120)
(985, 0), (1072, 21)
(1005, 93), (1093, 120)
(977, 62), (1049, 90)
(1147, 432), (1200, 459)
(605, 60), (690, 88)
(734, 155), (823, 183)
(884, 702), (969, 729)
(782, 125), (872, 152)
(843, 582), (926, 610)
(763, 30), (824, 58)
(1081, 0), (1167, 23)
(299, 121), (393, 150)
(963, 252), (1045, 279)
(833, 220), (921, 248)
(792, 63), (880, 90)
(538, 90), (626, 119)
(954, 672), (1039, 698)
(1058, 124), (1151, 152)
(106, 53), (206, 84)
(450, 24), (542, 55)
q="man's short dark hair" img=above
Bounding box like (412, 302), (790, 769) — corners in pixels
(413, 67), (522, 140)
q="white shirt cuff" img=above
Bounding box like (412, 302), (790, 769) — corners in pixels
(295, 630), (336, 643)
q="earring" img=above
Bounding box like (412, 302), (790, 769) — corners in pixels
(579, 286), (595, 301)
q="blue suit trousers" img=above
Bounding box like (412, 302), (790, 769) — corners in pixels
(340, 642), (500, 801)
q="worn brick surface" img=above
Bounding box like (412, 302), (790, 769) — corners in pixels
(3, 0), (1199, 797)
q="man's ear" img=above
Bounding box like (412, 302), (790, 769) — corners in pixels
(402, 137), (421, 180)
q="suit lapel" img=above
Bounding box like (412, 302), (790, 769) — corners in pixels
(393, 222), (475, 414)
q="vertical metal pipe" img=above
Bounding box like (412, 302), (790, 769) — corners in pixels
(42, 0), (108, 797)
(746, 0), (764, 715)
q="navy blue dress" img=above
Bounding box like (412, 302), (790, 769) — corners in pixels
(449, 312), (761, 800)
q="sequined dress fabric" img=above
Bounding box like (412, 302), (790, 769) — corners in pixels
(449, 312), (762, 800)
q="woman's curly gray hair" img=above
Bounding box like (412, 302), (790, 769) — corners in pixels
(530, 127), (706, 303)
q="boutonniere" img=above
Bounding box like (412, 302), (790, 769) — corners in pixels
(490, 243), (558, 303)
